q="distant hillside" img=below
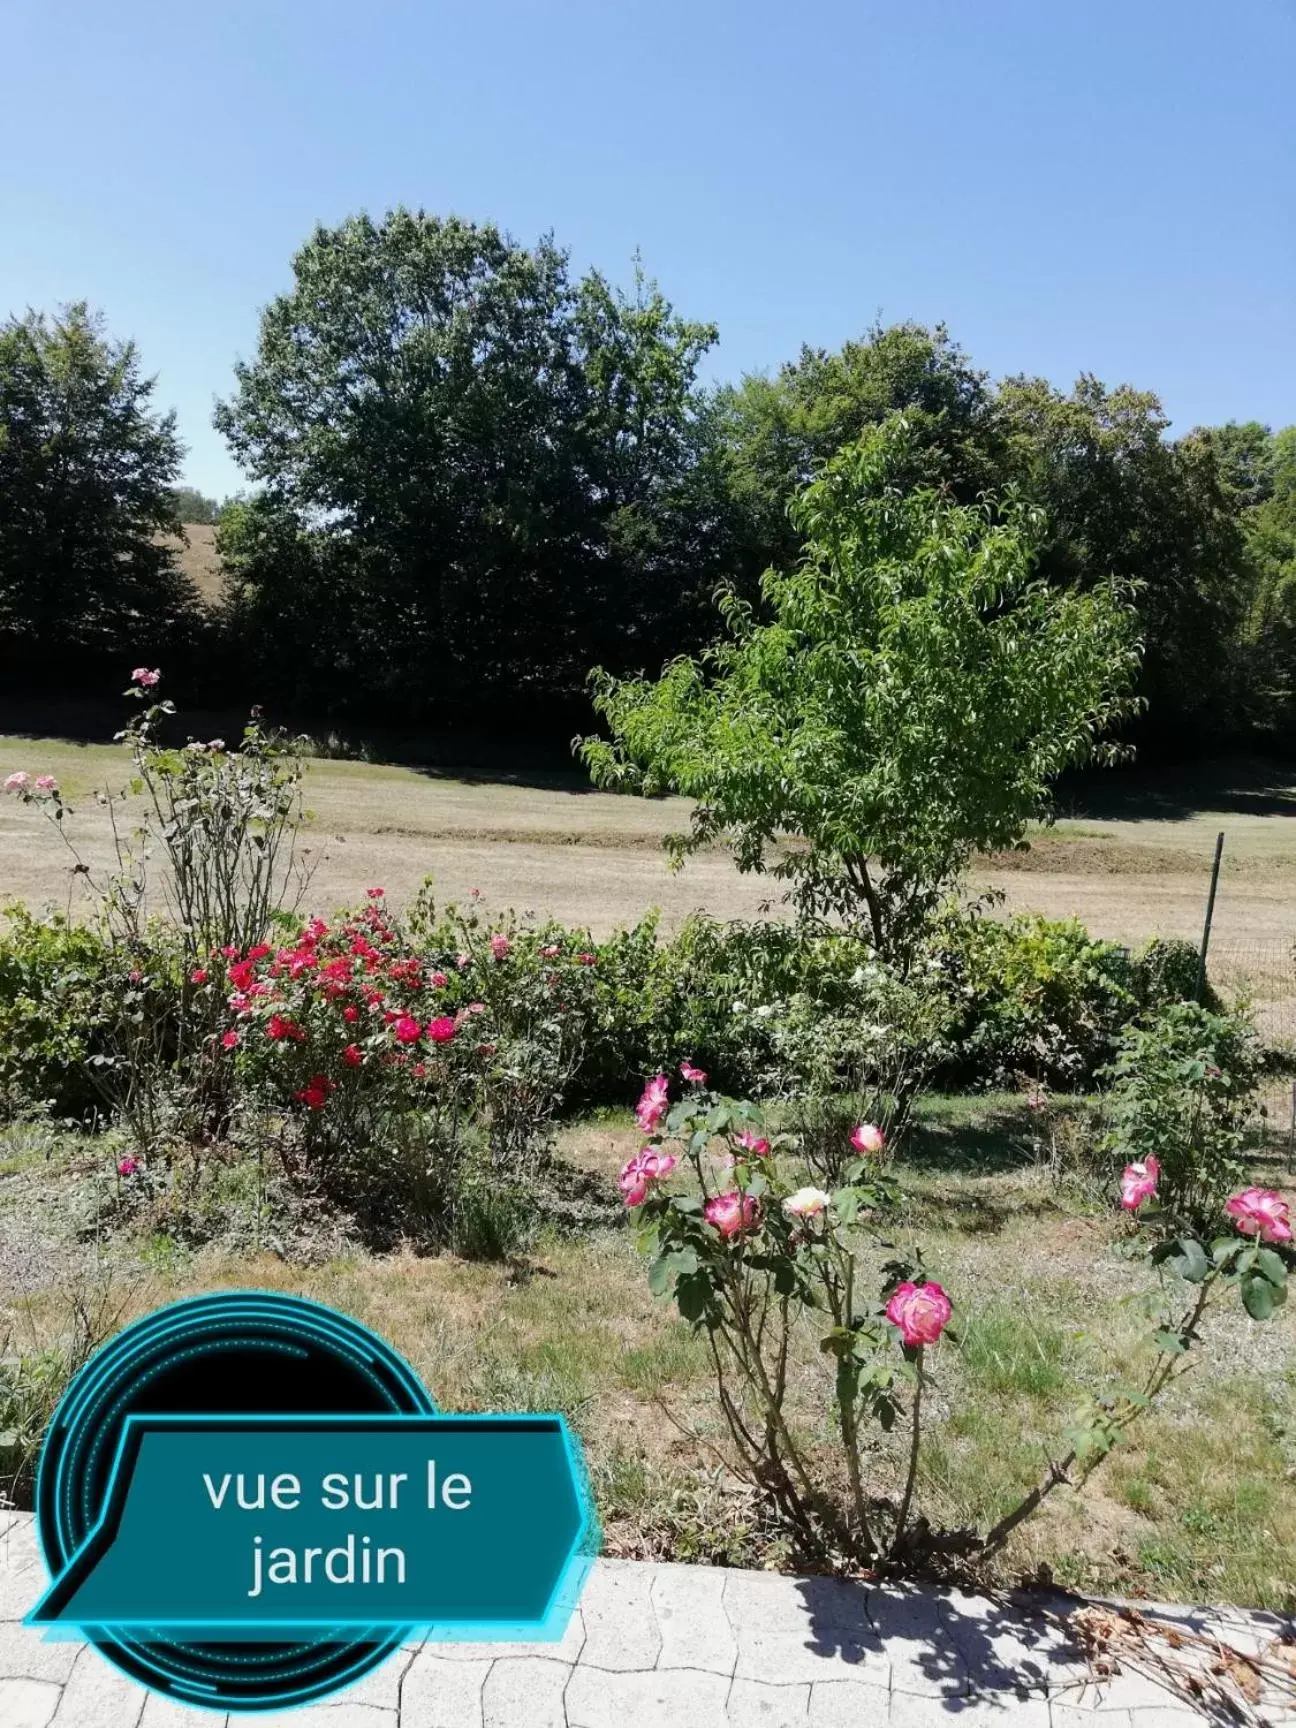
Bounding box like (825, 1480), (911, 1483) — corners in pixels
(160, 522), (224, 608)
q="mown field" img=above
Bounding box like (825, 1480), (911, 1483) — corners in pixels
(3, 735), (1295, 946)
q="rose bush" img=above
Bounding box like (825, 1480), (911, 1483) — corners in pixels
(625, 1068), (1293, 1568)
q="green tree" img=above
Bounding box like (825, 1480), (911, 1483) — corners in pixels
(170, 486), (222, 525)
(997, 375), (1249, 738)
(0, 304), (191, 661)
(719, 322), (1004, 585)
(215, 212), (724, 716)
(581, 417), (1141, 956)
(1200, 421), (1296, 736)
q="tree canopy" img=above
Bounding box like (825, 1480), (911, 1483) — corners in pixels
(3, 222), (1292, 756)
(0, 303), (192, 676)
(215, 211), (729, 716)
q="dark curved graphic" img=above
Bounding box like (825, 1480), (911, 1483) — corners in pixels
(34, 1291), (435, 1711)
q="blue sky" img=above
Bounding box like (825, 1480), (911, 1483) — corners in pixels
(2, 0), (1293, 497)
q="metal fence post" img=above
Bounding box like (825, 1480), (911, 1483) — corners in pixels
(1196, 831), (1224, 1003)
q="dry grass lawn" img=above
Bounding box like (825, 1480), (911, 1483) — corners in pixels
(2, 736), (1294, 954)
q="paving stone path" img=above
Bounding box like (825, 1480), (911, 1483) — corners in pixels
(1, 1512), (1290, 1727)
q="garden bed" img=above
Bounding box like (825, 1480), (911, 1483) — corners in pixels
(3, 1094), (1292, 1611)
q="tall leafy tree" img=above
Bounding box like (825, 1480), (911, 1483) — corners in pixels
(215, 212), (723, 716)
(718, 322), (1006, 587)
(996, 376), (1250, 739)
(1197, 421), (1296, 735)
(0, 304), (191, 666)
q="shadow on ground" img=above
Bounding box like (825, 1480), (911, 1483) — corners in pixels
(1057, 756), (1296, 824)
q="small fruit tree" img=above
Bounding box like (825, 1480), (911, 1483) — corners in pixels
(581, 415), (1141, 958)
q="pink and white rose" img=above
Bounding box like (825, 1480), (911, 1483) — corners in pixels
(1119, 1156), (1160, 1210)
(705, 1189), (762, 1239)
(885, 1280), (952, 1347)
(850, 1122), (886, 1156)
(1225, 1187), (1292, 1244)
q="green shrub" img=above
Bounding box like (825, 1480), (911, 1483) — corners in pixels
(1133, 937), (1219, 1013)
(931, 912), (1138, 1090)
(0, 908), (118, 1118)
(1101, 1000), (1263, 1227)
(0, 1273), (131, 1507)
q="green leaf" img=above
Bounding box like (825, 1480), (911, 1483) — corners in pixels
(1241, 1273), (1276, 1321)
(647, 1246), (700, 1297)
(1168, 1238), (1209, 1283)
(819, 1326), (856, 1358)
(676, 1270), (713, 1324)
(1254, 1248), (1287, 1290)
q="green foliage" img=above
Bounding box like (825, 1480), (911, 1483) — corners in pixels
(936, 913), (1138, 1089)
(997, 377), (1249, 741)
(717, 321), (1006, 585)
(0, 1271), (131, 1507)
(169, 486), (223, 525)
(584, 416), (1142, 954)
(1102, 1001), (1264, 1226)
(214, 212), (728, 715)
(1134, 935), (1218, 1013)
(0, 908), (119, 1117)
(0, 303), (194, 665)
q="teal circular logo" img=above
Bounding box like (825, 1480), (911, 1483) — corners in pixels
(36, 1291), (435, 1711)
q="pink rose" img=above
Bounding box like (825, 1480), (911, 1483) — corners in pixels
(426, 1015), (457, 1044)
(132, 667), (161, 687)
(393, 1014), (422, 1044)
(705, 1189), (762, 1239)
(3, 771), (30, 794)
(576, 952), (597, 966)
(456, 953), (471, 971)
(1119, 1156), (1160, 1210)
(34, 775), (59, 795)
(635, 1073), (671, 1136)
(680, 1060), (707, 1085)
(885, 1280), (952, 1347)
(1225, 1187), (1292, 1244)
(430, 970), (448, 988)
(366, 886), (385, 899)
(850, 1123), (886, 1156)
(221, 1029), (239, 1050)
(540, 944), (561, 958)
(490, 933), (511, 960)
(618, 1148), (678, 1207)
(117, 1156), (138, 1177)
(734, 1129), (770, 1158)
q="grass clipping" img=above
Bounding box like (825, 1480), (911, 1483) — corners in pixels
(1066, 1601), (1296, 1724)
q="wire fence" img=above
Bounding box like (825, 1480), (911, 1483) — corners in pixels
(1208, 939), (1296, 1049)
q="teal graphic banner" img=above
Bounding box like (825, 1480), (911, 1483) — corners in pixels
(30, 1413), (591, 1641)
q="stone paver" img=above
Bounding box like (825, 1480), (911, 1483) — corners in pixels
(727, 1675), (812, 1724)
(400, 1651), (490, 1727)
(0, 1512), (1290, 1725)
(806, 1677), (890, 1724)
(0, 1676), (64, 1728)
(565, 1664), (732, 1727)
(653, 1562), (738, 1673)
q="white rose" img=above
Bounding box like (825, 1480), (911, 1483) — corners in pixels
(783, 1186), (833, 1220)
